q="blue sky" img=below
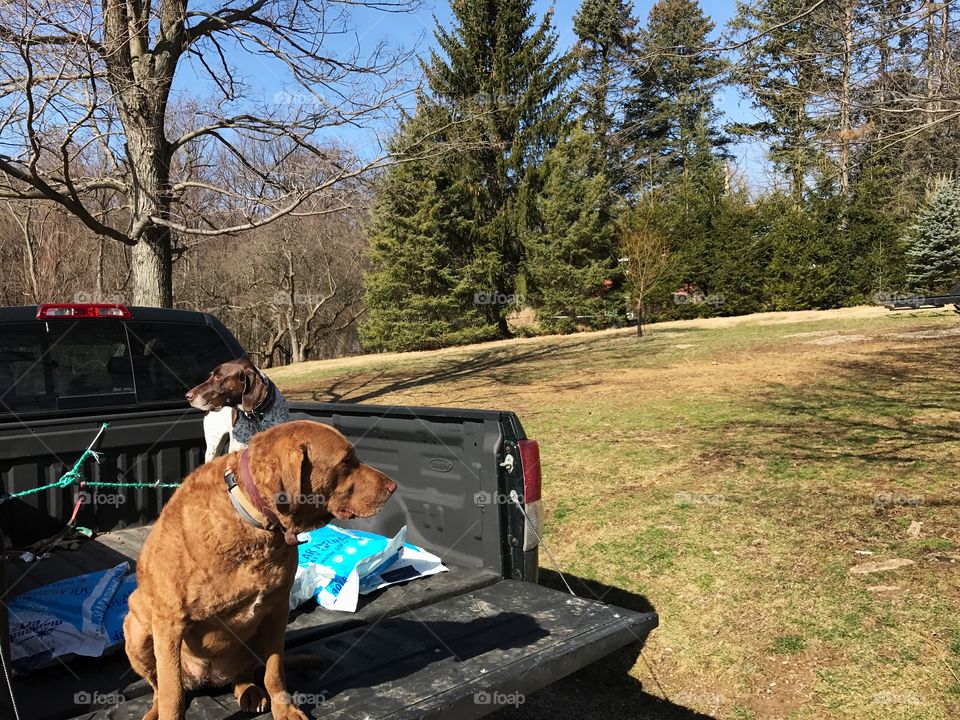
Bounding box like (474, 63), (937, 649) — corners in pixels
(175, 0), (768, 188)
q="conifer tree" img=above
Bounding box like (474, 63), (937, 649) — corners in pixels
(623, 0), (726, 191)
(524, 123), (622, 332)
(906, 180), (960, 294)
(423, 0), (568, 337)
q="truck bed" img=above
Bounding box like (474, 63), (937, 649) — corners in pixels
(1, 401), (657, 720)
(7, 526), (657, 720)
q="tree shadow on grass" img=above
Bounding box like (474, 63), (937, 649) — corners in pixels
(733, 338), (960, 468)
(490, 570), (717, 720)
(294, 335), (672, 404)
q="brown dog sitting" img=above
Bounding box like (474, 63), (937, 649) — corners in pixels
(124, 420), (398, 720)
(186, 357), (290, 463)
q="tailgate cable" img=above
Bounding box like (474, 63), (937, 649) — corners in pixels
(508, 490), (576, 597)
(508, 489), (671, 702)
(0, 638), (21, 720)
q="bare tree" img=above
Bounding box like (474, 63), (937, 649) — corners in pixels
(0, 0), (418, 306)
(620, 223), (670, 338)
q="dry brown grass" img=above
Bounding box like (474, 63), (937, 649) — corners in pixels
(274, 306), (960, 720)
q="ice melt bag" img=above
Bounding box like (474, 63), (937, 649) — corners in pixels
(7, 561), (130, 672)
(290, 525), (447, 612)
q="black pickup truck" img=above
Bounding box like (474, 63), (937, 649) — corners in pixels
(0, 304), (657, 720)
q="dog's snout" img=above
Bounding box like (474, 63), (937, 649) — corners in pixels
(185, 389), (196, 401)
(384, 478), (398, 494)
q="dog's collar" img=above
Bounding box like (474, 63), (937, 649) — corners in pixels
(241, 373), (277, 423)
(223, 449), (302, 546)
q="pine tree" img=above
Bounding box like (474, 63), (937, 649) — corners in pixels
(361, 112), (498, 352)
(423, 0), (569, 337)
(524, 122), (622, 332)
(905, 180), (960, 294)
(729, 0), (827, 201)
(623, 0), (726, 191)
(572, 0), (636, 182)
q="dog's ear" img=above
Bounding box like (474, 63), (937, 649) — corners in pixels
(273, 441), (312, 514)
(239, 367), (261, 413)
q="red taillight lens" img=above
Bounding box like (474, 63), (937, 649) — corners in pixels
(518, 439), (541, 503)
(37, 304), (132, 319)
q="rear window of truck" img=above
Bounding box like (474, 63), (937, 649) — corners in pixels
(0, 320), (234, 413)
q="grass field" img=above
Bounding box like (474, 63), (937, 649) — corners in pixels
(272, 306), (960, 720)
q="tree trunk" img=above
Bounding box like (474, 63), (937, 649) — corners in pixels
(132, 226), (172, 306)
(636, 301), (644, 337)
(126, 123), (174, 307)
(838, 0), (854, 201)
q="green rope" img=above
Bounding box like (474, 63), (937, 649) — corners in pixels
(83, 481), (181, 489)
(0, 422), (180, 504)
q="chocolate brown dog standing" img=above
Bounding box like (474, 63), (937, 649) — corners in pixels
(124, 420), (398, 720)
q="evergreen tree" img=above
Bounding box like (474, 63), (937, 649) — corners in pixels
(623, 0), (726, 191)
(729, 0), (828, 201)
(572, 0), (636, 181)
(361, 112), (499, 352)
(905, 180), (960, 294)
(524, 122), (622, 332)
(423, 0), (569, 337)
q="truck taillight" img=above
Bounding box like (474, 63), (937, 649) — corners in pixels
(37, 303), (132, 319)
(518, 439), (543, 552)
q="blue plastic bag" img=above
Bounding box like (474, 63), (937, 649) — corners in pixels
(290, 525), (406, 612)
(8, 561), (130, 672)
(290, 525), (448, 612)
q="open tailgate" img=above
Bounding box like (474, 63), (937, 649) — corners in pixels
(81, 580), (657, 720)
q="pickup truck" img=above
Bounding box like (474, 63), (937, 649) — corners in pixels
(0, 303), (658, 720)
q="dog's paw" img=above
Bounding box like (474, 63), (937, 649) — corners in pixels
(236, 684), (270, 713)
(271, 703), (310, 720)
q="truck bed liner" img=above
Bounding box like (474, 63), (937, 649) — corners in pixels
(8, 526), (503, 720)
(80, 581), (657, 720)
